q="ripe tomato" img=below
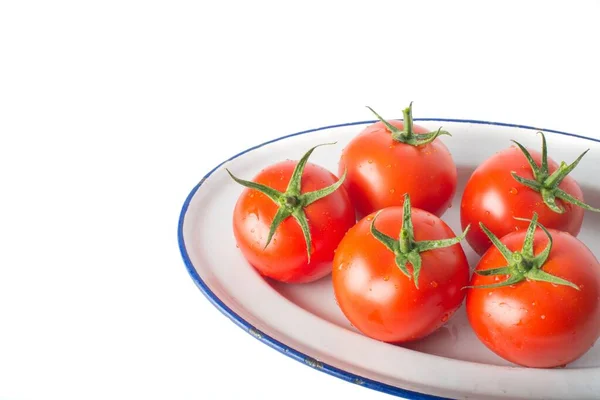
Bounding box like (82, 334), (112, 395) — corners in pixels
(461, 132), (599, 255)
(229, 144), (355, 283)
(466, 215), (600, 368)
(332, 195), (470, 343)
(339, 103), (457, 218)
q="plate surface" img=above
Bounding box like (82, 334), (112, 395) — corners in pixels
(178, 119), (600, 400)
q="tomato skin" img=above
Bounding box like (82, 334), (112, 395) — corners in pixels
(466, 229), (600, 368)
(233, 161), (355, 283)
(332, 207), (469, 343)
(339, 121), (457, 218)
(461, 146), (584, 255)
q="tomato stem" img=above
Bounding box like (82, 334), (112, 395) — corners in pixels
(227, 143), (347, 262)
(511, 132), (600, 213)
(399, 197), (415, 253)
(399, 230), (412, 254)
(402, 102), (414, 138)
(285, 196), (299, 207)
(369, 194), (469, 288)
(366, 103), (451, 147)
(467, 213), (580, 291)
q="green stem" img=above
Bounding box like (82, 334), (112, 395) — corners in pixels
(366, 102), (451, 147)
(399, 230), (411, 253)
(402, 103), (413, 138)
(468, 213), (579, 291)
(370, 193), (469, 288)
(543, 162), (569, 188)
(511, 132), (599, 214)
(285, 196), (299, 207)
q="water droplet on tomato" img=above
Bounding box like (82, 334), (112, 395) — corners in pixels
(430, 281), (438, 288)
(488, 292), (492, 296)
(250, 228), (255, 233)
(389, 188), (395, 194)
(532, 302), (536, 306)
(235, 243), (240, 248)
(441, 313), (449, 323)
(367, 159), (373, 164)
(509, 187), (518, 195)
(541, 315), (546, 320)
(386, 164), (392, 168)
(485, 211), (490, 216)
(499, 302), (507, 307)
(494, 276), (500, 281)
(448, 203), (453, 209)
(580, 284), (585, 289)
(486, 313), (491, 317)
(383, 276), (390, 281)
(366, 215), (374, 221)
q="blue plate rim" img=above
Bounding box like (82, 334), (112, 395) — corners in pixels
(177, 118), (600, 400)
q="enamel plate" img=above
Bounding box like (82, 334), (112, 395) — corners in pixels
(178, 119), (600, 400)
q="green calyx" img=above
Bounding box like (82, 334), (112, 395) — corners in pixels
(369, 194), (470, 288)
(511, 132), (600, 214)
(227, 143), (346, 262)
(366, 102), (451, 146)
(467, 213), (580, 291)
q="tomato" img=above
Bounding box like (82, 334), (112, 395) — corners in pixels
(332, 194), (470, 343)
(466, 214), (600, 368)
(339, 103), (457, 218)
(461, 132), (599, 255)
(229, 144), (355, 283)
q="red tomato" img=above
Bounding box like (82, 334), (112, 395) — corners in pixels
(230, 145), (355, 284)
(461, 133), (598, 256)
(467, 222), (600, 368)
(339, 104), (457, 218)
(332, 197), (469, 343)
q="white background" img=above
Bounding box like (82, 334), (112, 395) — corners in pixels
(1, 1), (599, 399)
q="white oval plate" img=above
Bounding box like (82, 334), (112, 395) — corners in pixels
(178, 119), (600, 400)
